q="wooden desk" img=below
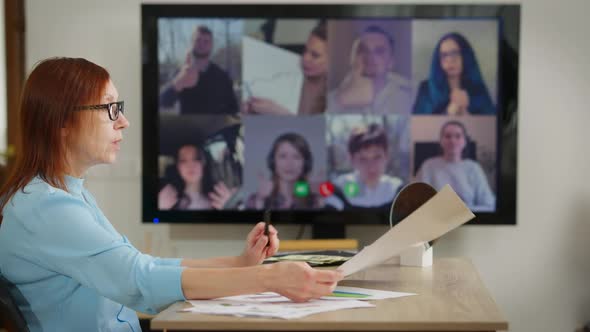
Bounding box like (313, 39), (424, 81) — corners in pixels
(278, 239), (358, 251)
(151, 258), (508, 331)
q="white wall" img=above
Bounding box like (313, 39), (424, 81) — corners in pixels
(25, 0), (590, 331)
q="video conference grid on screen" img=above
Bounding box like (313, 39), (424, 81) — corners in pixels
(156, 18), (499, 213)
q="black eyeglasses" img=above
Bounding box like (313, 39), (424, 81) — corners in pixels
(75, 101), (125, 121)
(439, 50), (461, 61)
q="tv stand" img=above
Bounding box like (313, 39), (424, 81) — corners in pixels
(312, 223), (345, 239)
(279, 224), (358, 252)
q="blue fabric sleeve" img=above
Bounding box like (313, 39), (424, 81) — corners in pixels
(153, 257), (183, 266)
(119, 238), (182, 267)
(30, 192), (186, 314)
(125, 239), (182, 267)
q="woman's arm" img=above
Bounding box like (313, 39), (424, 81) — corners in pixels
(158, 184), (178, 210)
(245, 96), (292, 115)
(470, 162), (496, 211)
(32, 192), (339, 315)
(245, 174), (274, 210)
(181, 261), (342, 303)
(181, 256), (244, 268)
(32, 194), (185, 314)
(208, 182), (237, 210)
(415, 157), (433, 183)
(166, 221), (341, 301)
(181, 222), (279, 268)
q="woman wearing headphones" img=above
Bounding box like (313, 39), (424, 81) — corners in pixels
(246, 132), (322, 209)
(415, 120), (495, 211)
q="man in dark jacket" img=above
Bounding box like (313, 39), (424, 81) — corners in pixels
(160, 25), (238, 114)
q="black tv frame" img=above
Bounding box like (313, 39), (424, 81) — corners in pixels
(141, 4), (519, 228)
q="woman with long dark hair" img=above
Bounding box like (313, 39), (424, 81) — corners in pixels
(247, 132), (322, 209)
(158, 143), (233, 210)
(413, 32), (495, 115)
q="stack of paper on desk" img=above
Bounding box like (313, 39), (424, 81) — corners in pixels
(338, 184), (475, 276)
(264, 254), (350, 266)
(182, 287), (414, 319)
(183, 298), (372, 319)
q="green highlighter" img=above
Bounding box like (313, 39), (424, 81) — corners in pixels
(329, 290), (370, 298)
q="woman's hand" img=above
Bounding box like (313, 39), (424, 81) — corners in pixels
(244, 97), (292, 115)
(252, 173), (273, 209)
(239, 222), (279, 266)
(158, 184), (178, 210)
(448, 88), (469, 115)
(209, 182), (237, 210)
(261, 262), (344, 302)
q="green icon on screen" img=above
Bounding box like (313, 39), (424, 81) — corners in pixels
(344, 182), (359, 197)
(293, 181), (310, 198)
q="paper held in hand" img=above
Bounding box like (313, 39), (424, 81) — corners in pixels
(338, 184), (475, 276)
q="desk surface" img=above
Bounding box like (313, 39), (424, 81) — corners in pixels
(151, 258), (508, 331)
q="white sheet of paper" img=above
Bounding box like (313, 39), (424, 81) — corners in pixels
(184, 298), (373, 319)
(321, 286), (416, 301)
(215, 292), (291, 303)
(211, 286), (415, 303)
(242, 36), (303, 114)
(338, 185), (475, 276)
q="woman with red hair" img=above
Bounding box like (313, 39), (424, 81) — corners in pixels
(0, 57), (342, 331)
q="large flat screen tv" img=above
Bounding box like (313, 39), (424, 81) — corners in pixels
(142, 4), (519, 233)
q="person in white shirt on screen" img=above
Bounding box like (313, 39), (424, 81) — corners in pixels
(0, 57), (343, 332)
(327, 25), (412, 114)
(326, 124), (403, 210)
(416, 120), (495, 211)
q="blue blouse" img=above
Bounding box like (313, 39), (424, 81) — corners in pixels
(0, 176), (186, 332)
(412, 80), (496, 115)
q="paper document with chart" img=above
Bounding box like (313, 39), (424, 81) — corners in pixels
(183, 297), (373, 319)
(182, 286), (414, 319)
(242, 36), (303, 114)
(338, 184), (475, 276)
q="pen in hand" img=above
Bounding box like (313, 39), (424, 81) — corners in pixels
(263, 209), (271, 247)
